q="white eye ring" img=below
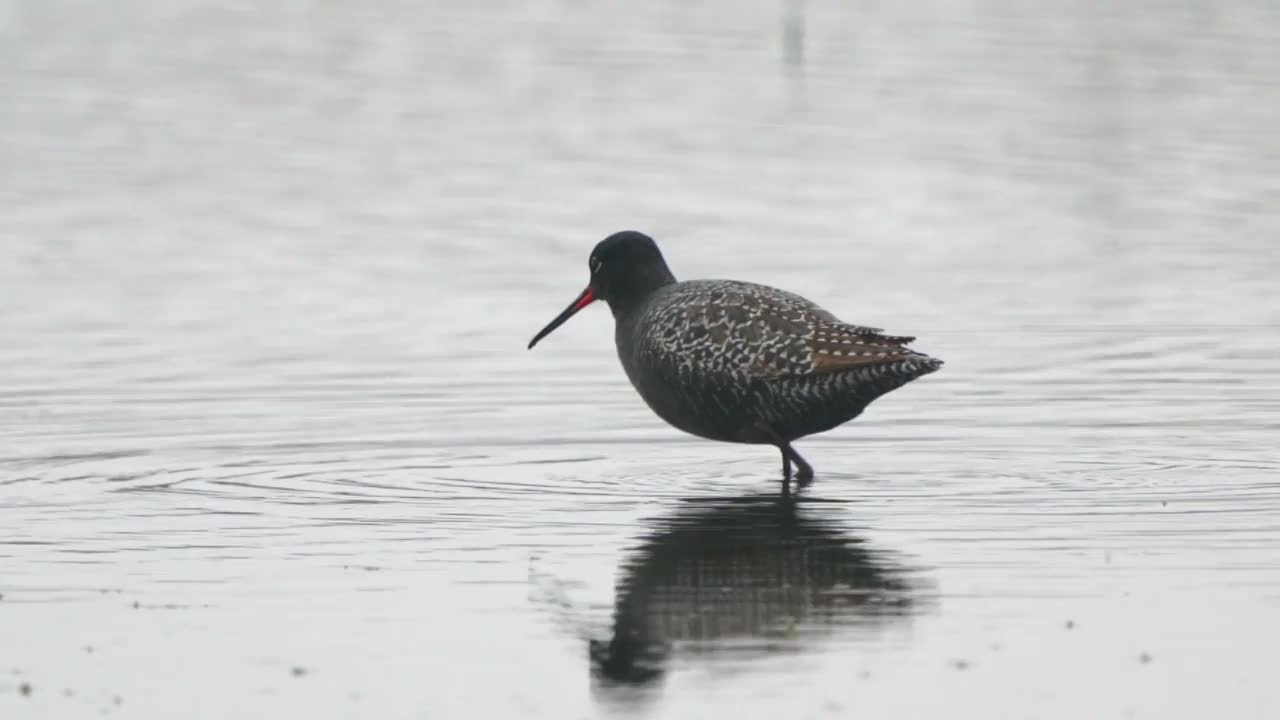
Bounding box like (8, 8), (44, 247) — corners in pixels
(590, 257), (603, 273)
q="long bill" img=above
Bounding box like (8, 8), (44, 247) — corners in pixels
(527, 287), (596, 349)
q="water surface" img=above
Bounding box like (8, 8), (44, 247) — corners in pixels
(2, 1), (1279, 718)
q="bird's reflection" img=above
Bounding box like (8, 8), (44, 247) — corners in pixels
(589, 493), (932, 687)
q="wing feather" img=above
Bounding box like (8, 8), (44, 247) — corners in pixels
(639, 279), (922, 381)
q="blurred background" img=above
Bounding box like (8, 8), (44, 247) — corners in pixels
(1, 2), (1278, 719)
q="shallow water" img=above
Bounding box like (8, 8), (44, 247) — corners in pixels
(2, 1), (1279, 718)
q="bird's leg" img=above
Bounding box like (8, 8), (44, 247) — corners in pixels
(788, 445), (815, 488)
(780, 448), (793, 496)
(776, 442), (815, 488)
(762, 423), (808, 494)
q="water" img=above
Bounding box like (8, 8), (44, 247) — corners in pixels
(2, 1), (1279, 718)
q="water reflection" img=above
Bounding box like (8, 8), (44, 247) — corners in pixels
(589, 494), (932, 687)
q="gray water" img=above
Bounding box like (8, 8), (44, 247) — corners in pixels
(2, 1), (1279, 718)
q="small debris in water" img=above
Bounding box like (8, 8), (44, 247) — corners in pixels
(131, 601), (141, 609)
(18, 682), (32, 697)
(859, 670), (871, 680)
(950, 659), (971, 670)
(1138, 652), (1152, 664)
(1065, 620), (1075, 629)
(63, 688), (74, 698)
(291, 666), (308, 677)
(113, 695), (124, 706)
(84, 645), (95, 654)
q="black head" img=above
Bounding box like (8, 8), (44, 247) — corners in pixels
(585, 231), (675, 305)
(527, 231), (676, 349)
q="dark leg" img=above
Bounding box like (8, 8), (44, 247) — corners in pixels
(762, 423), (814, 493)
(789, 445), (815, 488)
(773, 438), (814, 486)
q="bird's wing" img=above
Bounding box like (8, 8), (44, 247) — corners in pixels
(643, 280), (917, 380)
(782, 322), (919, 377)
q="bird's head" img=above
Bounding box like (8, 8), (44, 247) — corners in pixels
(528, 231), (675, 349)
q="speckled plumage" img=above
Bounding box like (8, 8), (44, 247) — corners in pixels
(618, 278), (941, 445)
(529, 231), (942, 491)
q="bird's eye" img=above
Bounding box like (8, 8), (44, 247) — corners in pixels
(590, 257), (602, 273)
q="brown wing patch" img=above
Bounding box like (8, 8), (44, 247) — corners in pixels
(870, 334), (916, 346)
(807, 323), (918, 374)
(810, 344), (915, 373)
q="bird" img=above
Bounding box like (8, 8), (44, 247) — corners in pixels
(527, 231), (942, 492)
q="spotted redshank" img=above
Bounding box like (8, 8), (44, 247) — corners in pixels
(528, 231), (942, 491)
